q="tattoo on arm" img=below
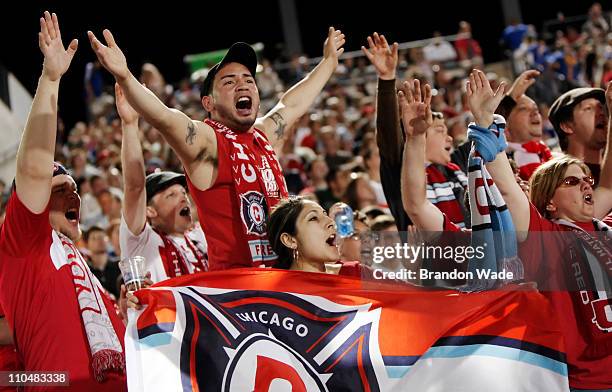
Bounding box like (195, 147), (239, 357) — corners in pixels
(270, 112), (286, 140)
(185, 121), (196, 145)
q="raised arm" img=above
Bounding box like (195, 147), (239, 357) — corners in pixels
(87, 30), (216, 181)
(399, 80), (444, 231)
(16, 12), (78, 213)
(466, 70), (530, 235)
(594, 80), (612, 218)
(362, 33), (403, 164)
(506, 69), (540, 101)
(116, 83), (147, 235)
(256, 27), (345, 147)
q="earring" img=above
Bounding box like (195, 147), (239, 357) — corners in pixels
(292, 247), (300, 263)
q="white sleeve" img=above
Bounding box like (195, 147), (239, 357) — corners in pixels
(119, 215), (153, 258)
(119, 216), (167, 283)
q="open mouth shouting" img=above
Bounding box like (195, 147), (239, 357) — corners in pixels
(583, 193), (593, 206)
(179, 206), (191, 217)
(64, 208), (79, 225)
(595, 120), (607, 131)
(326, 233), (337, 247)
(235, 96), (253, 116)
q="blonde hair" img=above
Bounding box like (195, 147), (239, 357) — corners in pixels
(529, 155), (590, 219)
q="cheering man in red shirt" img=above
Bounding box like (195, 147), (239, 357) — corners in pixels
(0, 12), (126, 390)
(89, 27), (345, 270)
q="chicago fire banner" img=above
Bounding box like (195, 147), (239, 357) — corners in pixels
(125, 269), (569, 391)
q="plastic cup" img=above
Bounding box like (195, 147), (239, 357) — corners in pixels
(119, 256), (146, 292)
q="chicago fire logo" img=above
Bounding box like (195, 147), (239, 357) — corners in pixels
(165, 287), (387, 391)
(240, 191), (268, 236)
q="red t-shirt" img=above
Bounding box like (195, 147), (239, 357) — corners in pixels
(519, 204), (612, 390)
(0, 192), (126, 391)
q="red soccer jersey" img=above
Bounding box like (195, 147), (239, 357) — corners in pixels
(0, 192), (126, 391)
(519, 204), (612, 390)
(187, 123), (286, 271)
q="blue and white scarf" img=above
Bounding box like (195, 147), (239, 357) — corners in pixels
(464, 115), (524, 291)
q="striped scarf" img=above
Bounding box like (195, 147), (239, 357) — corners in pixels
(464, 115), (524, 291)
(426, 163), (468, 228)
(57, 232), (125, 381)
(553, 218), (612, 356)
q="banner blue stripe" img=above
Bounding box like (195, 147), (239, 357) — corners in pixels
(421, 344), (568, 376)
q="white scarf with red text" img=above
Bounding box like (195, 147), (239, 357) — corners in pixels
(57, 232), (125, 381)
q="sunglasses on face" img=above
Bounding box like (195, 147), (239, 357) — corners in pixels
(560, 175), (595, 187)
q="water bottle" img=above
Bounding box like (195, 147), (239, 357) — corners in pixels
(334, 204), (354, 238)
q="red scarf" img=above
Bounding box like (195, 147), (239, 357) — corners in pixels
(507, 140), (552, 180)
(205, 119), (288, 265)
(555, 219), (612, 359)
(154, 228), (208, 278)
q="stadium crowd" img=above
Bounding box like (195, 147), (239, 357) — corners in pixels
(0, 3), (611, 391)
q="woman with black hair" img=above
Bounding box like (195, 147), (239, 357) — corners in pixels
(267, 197), (365, 277)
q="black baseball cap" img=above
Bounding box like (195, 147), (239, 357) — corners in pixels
(549, 87), (606, 132)
(199, 42), (258, 98)
(145, 171), (187, 203)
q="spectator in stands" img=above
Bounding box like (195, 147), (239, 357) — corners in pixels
(107, 218), (121, 258)
(495, 70), (553, 180)
(84, 60), (107, 121)
(300, 156), (329, 195)
(454, 21), (483, 68)
(370, 214), (397, 232)
(82, 225), (120, 298)
(602, 58), (612, 88)
(257, 59), (283, 104)
(502, 20), (529, 54)
(316, 164), (350, 211)
(501, 19), (529, 74)
(362, 145), (387, 206)
(549, 87), (608, 184)
(393, 81), (469, 227)
(404, 47), (434, 85)
(582, 2), (610, 39)
(343, 172), (378, 211)
(267, 197), (366, 277)
(423, 31), (457, 65)
(0, 12), (126, 389)
(97, 187), (123, 223)
(320, 125), (352, 169)
(360, 205), (388, 221)
(140, 63), (168, 102)
(89, 27), (345, 270)
(472, 70), (612, 391)
(115, 84), (208, 283)
(364, 33), (472, 232)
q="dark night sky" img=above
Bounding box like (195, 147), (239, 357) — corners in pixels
(0, 0), (597, 128)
